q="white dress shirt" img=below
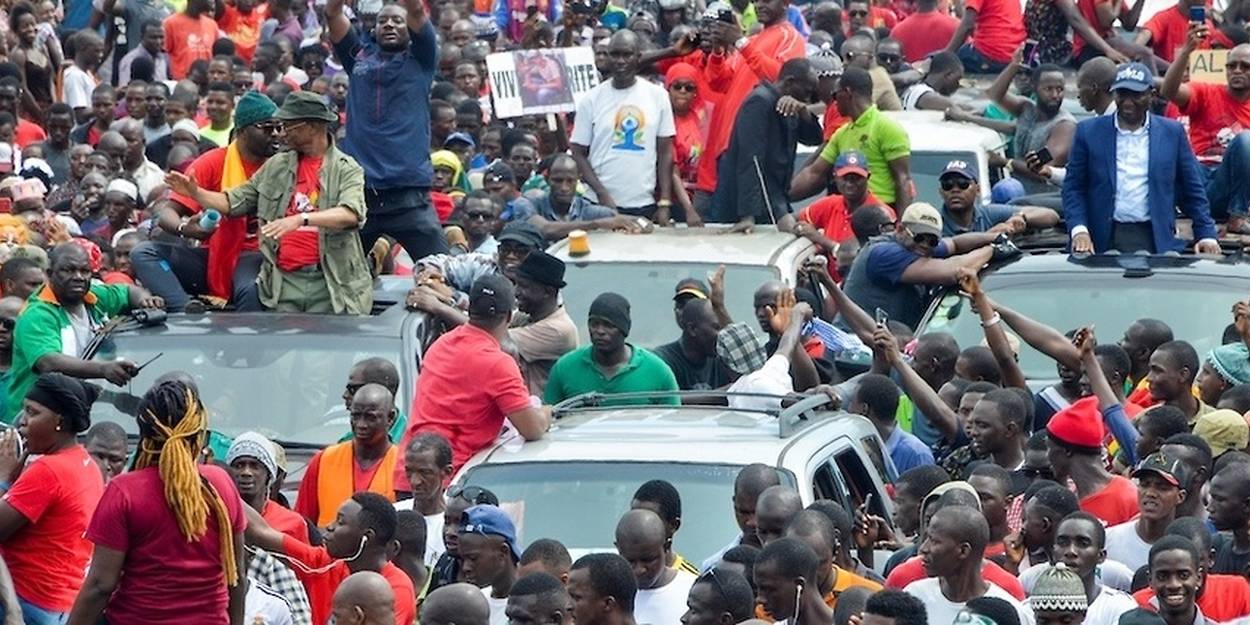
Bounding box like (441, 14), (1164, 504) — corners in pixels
(1112, 113), (1150, 223)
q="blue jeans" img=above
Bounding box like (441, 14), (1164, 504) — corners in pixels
(129, 241), (262, 312)
(18, 597), (68, 625)
(1203, 131), (1250, 219)
(957, 43), (1011, 74)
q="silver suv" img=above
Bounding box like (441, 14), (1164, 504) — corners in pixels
(452, 392), (896, 563)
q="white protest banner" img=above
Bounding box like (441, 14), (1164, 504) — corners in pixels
(486, 47), (599, 119)
(1189, 49), (1230, 84)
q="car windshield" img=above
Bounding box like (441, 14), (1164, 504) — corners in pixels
(460, 461), (794, 562)
(89, 334), (398, 444)
(561, 262), (780, 348)
(911, 150), (979, 208)
(921, 274), (1243, 381)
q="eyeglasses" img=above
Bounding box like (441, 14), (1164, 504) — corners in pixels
(904, 227), (939, 247)
(466, 211), (495, 221)
(448, 485), (494, 505)
(671, 82), (698, 93)
(700, 568), (731, 605)
(940, 177), (973, 191)
(848, 9), (868, 16)
(282, 121), (308, 133)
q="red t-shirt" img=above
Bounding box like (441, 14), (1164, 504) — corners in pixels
(891, 11), (961, 62)
(1080, 475), (1139, 527)
(1134, 574), (1250, 621)
(823, 106), (848, 140)
(697, 22), (806, 192)
(293, 447), (388, 526)
(884, 556), (1026, 599)
(964, 0), (1026, 63)
(216, 3), (267, 62)
(163, 13), (219, 79)
(86, 465), (246, 624)
(262, 500), (310, 545)
(14, 119), (45, 149)
(395, 324), (532, 489)
(1143, 7), (1232, 62)
(171, 146), (263, 253)
(277, 155), (322, 272)
(1072, 0), (1122, 56)
(674, 103), (711, 186)
(1182, 82), (1250, 165)
(0, 445), (104, 611)
(799, 193), (891, 243)
(281, 535), (416, 625)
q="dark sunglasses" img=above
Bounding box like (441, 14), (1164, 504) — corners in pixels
(877, 53), (900, 63)
(466, 212), (496, 221)
(848, 9), (868, 15)
(448, 485), (495, 505)
(0, 318), (13, 331)
(1020, 467), (1055, 480)
(671, 82), (698, 93)
(940, 177), (973, 191)
(701, 568), (731, 605)
(905, 227), (940, 246)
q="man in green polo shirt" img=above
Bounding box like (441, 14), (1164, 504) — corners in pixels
(544, 292), (679, 406)
(5, 243), (164, 423)
(790, 66), (913, 210)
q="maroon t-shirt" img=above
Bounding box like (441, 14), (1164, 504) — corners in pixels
(87, 464), (246, 624)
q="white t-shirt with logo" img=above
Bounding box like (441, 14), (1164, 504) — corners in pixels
(634, 570), (697, 625)
(570, 78), (676, 210)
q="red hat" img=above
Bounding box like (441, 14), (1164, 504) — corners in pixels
(1046, 396), (1105, 449)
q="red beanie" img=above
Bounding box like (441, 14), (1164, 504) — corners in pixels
(1046, 396), (1105, 449)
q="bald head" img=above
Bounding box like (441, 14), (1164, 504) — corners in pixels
(422, 583), (490, 625)
(352, 383), (394, 409)
(755, 485), (804, 545)
(928, 506), (989, 567)
(96, 131), (126, 154)
(1077, 56), (1116, 86)
(615, 508), (667, 547)
(333, 571), (395, 625)
(0, 296), (22, 318)
(609, 28), (640, 50)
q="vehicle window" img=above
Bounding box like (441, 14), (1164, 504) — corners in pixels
(812, 461), (842, 503)
(561, 263), (779, 348)
(860, 434), (892, 484)
(461, 461), (796, 563)
(922, 276), (1242, 381)
(910, 151), (979, 208)
(90, 334), (398, 444)
(834, 448), (887, 520)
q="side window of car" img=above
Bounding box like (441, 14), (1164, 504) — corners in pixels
(835, 447), (888, 520)
(812, 461), (841, 503)
(859, 434), (893, 484)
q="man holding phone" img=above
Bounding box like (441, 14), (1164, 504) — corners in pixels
(1136, 0), (1232, 63)
(1161, 28), (1250, 235)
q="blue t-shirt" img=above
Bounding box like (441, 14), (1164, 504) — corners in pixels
(864, 240), (951, 287)
(334, 21), (438, 190)
(886, 426), (936, 474)
(940, 202), (1017, 237)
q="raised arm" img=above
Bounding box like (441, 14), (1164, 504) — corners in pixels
(875, 324), (960, 441)
(164, 170), (232, 214)
(1161, 24), (1202, 108)
(242, 502), (290, 554)
(958, 269), (1026, 389)
(402, 0), (429, 34)
(984, 48), (1030, 117)
(993, 302), (1081, 370)
(1076, 327), (1139, 465)
(324, 0), (353, 43)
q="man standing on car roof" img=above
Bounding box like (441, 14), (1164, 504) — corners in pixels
(5, 243), (163, 423)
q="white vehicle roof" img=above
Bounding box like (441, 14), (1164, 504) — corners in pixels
(883, 110), (1008, 153)
(546, 225), (812, 269)
(458, 401), (882, 475)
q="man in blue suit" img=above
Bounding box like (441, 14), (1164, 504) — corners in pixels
(1063, 62), (1220, 255)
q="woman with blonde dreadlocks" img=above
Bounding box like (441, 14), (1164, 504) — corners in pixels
(67, 379), (247, 625)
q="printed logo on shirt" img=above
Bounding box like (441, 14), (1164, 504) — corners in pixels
(1218, 124), (1245, 151)
(612, 105), (647, 151)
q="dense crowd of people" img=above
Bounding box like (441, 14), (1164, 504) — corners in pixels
(0, 0), (1242, 620)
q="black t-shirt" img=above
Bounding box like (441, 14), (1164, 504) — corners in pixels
(1212, 531), (1250, 576)
(654, 340), (729, 391)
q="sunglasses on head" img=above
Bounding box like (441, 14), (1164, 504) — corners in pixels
(448, 485), (494, 505)
(700, 568), (731, 604)
(940, 177), (973, 191)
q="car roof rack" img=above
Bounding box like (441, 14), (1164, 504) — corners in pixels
(551, 391), (841, 438)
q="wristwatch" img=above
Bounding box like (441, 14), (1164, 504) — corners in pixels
(302, 214), (310, 227)
(734, 37), (749, 51)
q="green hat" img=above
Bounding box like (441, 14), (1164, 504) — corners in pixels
(275, 91), (337, 124)
(233, 91), (278, 129)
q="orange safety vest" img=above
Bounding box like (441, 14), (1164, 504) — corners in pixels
(315, 442), (397, 527)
